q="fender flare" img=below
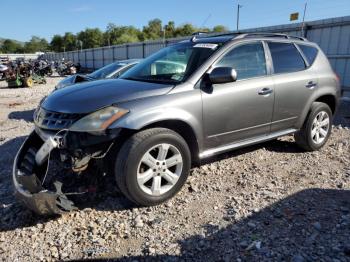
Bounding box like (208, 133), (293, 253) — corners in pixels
(296, 87), (338, 128)
(110, 107), (204, 151)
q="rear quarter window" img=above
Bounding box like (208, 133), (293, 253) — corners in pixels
(268, 42), (306, 74)
(298, 44), (319, 65)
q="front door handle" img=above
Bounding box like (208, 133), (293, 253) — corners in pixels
(258, 87), (273, 96)
(306, 81), (317, 89)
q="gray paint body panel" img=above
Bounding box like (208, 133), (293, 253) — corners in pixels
(41, 35), (340, 158)
(112, 38), (339, 156)
(201, 76), (274, 149)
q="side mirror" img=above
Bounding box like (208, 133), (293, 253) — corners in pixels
(209, 67), (237, 84)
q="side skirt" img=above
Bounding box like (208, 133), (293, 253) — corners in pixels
(199, 128), (297, 159)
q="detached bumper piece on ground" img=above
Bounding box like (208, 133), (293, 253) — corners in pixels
(13, 130), (113, 215)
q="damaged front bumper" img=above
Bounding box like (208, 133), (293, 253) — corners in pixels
(13, 131), (77, 215)
(13, 128), (119, 215)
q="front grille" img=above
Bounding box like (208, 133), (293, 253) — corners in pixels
(34, 107), (84, 130)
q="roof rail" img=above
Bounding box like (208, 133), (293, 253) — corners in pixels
(192, 31), (209, 36)
(287, 35), (308, 41)
(190, 32), (210, 42)
(235, 33), (307, 41)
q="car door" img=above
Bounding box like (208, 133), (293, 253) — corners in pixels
(201, 41), (275, 149)
(267, 41), (318, 132)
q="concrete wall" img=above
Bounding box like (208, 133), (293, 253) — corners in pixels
(43, 16), (350, 88)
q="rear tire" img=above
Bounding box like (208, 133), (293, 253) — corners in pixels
(115, 128), (191, 206)
(295, 102), (332, 151)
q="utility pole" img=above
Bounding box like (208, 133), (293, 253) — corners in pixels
(236, 4), (242, 31)
(301, 2), (308, 37)
(76, 40), (83, 51)
(163, 26), (166, 47)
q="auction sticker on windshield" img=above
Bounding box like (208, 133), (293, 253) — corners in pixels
(193, 43), (218, 49)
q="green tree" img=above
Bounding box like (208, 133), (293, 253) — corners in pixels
(46, 20), (231, 52)
(164, 21), (176, 38)
(77, 28), (103, 49)
(0, 39), (24, 53)
(24, 36), (49, 53)
(104, 23), (141, 45)
(50, 34), (64, 52)
(143, 19), (162, 40)
(175, 23), (197, 37)
(212, 25), (228, 33)
(63, 32), (77, 51)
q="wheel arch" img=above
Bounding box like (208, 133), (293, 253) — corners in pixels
(115, 119), (201, 166)
(297, 91), (338, 129)
(143, 120), (200, 165)
(314, 94), (337, 114)
(110, 106), (204, 165)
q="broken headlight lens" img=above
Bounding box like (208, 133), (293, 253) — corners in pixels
(69, 106), (129, 132)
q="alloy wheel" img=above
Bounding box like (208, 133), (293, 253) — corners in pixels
(311, 111), (330, 144)
(137, 143), (183, 196)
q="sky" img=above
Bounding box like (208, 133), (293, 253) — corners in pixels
(2, 0), (350, 42)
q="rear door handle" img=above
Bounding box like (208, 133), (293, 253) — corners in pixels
(306, 81), (317, 89)
(258, 87), (273, 96)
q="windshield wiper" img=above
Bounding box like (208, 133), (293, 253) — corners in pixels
(123, 77), (178, 84)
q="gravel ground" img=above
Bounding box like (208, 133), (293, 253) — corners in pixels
(0, 78), (349, 262)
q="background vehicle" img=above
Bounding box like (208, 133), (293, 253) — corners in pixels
(56, 60), (77, 76)
(6, 62), (47, 87)
(33, 60), (53, 76)
(0, 64), (8, 81)
(55, 59), (141, 90)
(13, 33), (340, 215)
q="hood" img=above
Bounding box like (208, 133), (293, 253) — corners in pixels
(43, 79), (173, 114)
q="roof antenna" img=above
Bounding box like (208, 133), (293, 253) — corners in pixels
(201, 14), (212, 28)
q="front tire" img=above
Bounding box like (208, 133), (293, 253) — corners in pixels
(295, 102), (332, 151)
(115, 128), (191, 206)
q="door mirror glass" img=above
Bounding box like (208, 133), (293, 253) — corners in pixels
(209, 67), (237, 84)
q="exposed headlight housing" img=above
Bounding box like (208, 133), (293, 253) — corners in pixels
(69, 106), (129, 133)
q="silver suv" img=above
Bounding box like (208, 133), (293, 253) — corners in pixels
(13, 33), (341, 215)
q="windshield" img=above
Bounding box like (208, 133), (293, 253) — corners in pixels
(121, 42), (220, 84)
(89, 62), (124, 79)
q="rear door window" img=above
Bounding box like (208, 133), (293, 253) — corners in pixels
(268, 42), (306, 74)
(298, 44), (318, 65)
